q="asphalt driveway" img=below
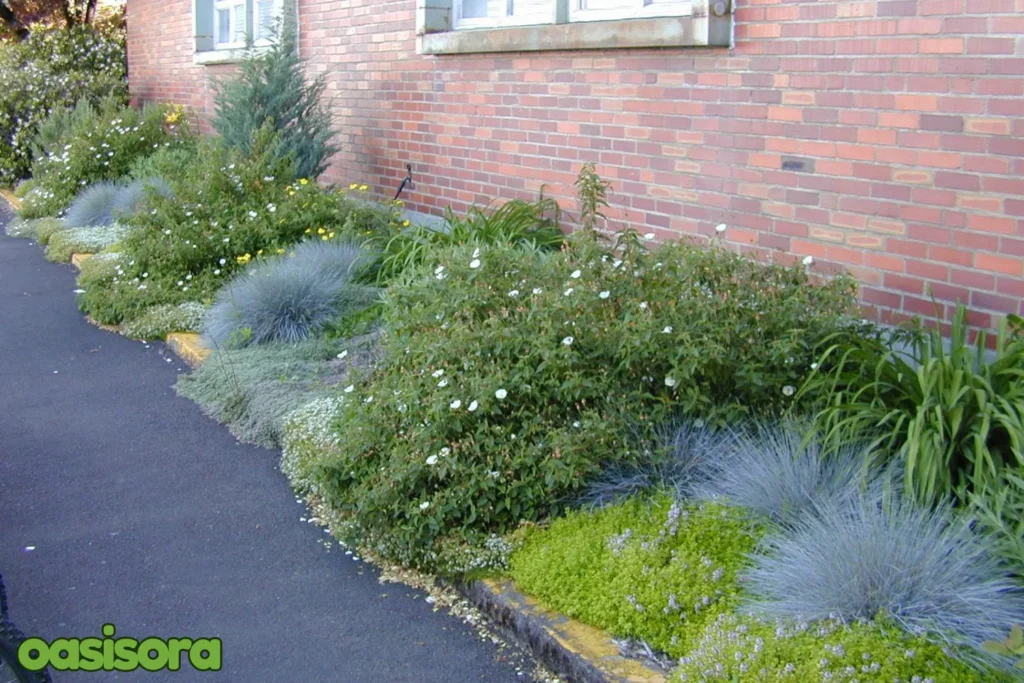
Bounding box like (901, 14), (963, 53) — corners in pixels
(0, 202), (527, 682)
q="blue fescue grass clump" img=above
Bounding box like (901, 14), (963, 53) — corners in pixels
(741, 490), (1024, 673)
(579, 421), (732, 509)
(110, 177), (172, 219)
(203, 239), (378, 347)
(64, 181), (123, 228)
(692, 420), (885, 528)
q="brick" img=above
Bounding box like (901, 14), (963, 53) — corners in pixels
(919, 115), (963, 133)
(976, 254), (1023, 276)
(967, 215), (1015, 235)
(919, 38), (965, 54)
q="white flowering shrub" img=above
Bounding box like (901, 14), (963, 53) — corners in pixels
(0, 24), (127, 184)
(77, 127), (400, 326)
(282, 397), (347, 494)
(310, 232), (859, 570)
(20, 101), (188, 218)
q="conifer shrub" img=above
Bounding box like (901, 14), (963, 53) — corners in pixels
(212, 3), (336, 180)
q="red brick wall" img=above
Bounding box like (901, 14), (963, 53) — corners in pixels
(126, 0), (1024, 327)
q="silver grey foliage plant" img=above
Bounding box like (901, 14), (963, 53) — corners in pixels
(63, 180), (123, 228)
(692, 420), (886, 528)
(203, 239), (378, 347)
(741, 490), (1024, 673)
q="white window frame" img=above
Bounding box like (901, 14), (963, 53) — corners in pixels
(194, 0), (292, 64)
(569, 0), (691, 24)
(453, 0), (556, 30)
(213, 0), (248, 50)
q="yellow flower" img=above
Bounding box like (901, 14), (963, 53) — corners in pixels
(236, 253), (252, 265)
(276, 248), (285, 254)
(359, 184), (369, 191)
(305, 228), (312, 234)
(402, 220), (411, 228)
(328, 231), (335, 239)
(287, 189), (296, 196)
(299, 178), (309, 186)
(349, 183), (359, 190)
(321, 235), (329, 241)
(257, 249), (263, 256)
(317, 227), (326, 235)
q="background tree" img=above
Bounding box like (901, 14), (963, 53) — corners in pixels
(0, 0), (99, 40)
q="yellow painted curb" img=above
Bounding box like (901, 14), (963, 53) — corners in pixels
(479, 579), (666, 683)
(166, 332), (210, 368)
(0, 188), (23, 211)
(71, 253), (94, 269)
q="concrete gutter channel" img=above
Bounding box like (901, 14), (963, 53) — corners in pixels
(1, 191), (668, 683)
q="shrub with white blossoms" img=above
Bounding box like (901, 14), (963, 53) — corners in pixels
(308, 231), (860, 571)
(0, 23), (127, 185)
(20, 101), (188, 219)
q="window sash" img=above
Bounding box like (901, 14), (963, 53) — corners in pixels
(570, 0), (691, 22)
(213, 0), (247, 48)
(254, 0), (278, 43)
(453, 0), (555, 29)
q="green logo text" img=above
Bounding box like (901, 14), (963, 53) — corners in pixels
(18, 624), (221, 672)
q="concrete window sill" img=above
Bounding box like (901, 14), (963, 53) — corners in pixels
(417, 14), (730, 55)
(193, 45), (269, 65)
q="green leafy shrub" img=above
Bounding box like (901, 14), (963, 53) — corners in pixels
(121, 302), (208, 340)
(212, 5), (336, 180)
(20, 101), (188, 218)
(374, 196), (564, 284)
(803, 304), (1024, 504)
(45, 224), (130, 262)
(126, 140), (198, 181)
(983, 625), (1024, 671)
(672, 613), (1008, 683)
(176, 332), (382, 448)
(4, 216), (62, 241)
(76, 130), (399, 326)
(511, 494), (757, 659)
(203, 239), (378, 347)
(310, 233), (857, 570)
(0, 23), (127, 184)
(969, 467), (1024, 575)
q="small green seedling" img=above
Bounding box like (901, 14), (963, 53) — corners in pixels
(982, 624), (1024, 669)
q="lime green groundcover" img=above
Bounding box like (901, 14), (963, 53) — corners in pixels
(508, 495), (1006, 683)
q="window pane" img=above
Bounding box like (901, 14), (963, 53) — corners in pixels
(255, 0), (274, 40)
(511, 0), (553, 20)
(461, 0), (490, 18)
(233, 3), (246, 42)
(216, 8), (231, 44)
(580, 0), (636, 9)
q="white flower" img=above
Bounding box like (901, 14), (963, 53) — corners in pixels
(439, 447), (450, 456)
(612, 259), (623, 268)
(802, 255), (814, 266)
(219, 258), (226, 265)
(495, 389), (507, 400)
(570, 269), (582, 279)
(599, 290), (610, 299)
(472, 248), (480, 259)
(639, 301), (648, 309)
(662, 326), (673, 334)
(337, 351), (348, 359)
(532, 288), (543, 295)
(214, 269), (221, 275)
(508, 289), (519, 297)
(438, 378), (449, 388)
(434, 265), (445, 275)
(432, 369), (445, 378)
(468, 400), (479, 412)
(142, 272), (148, 278)
(177, 280), (184, 286)
(344, 385), (355, 393)
(715, 223), (727, 233)
(562, 336), (574, 346)
(426, 455), (439, 466)
(450, 399), (462, 410)
(563, 288), (574, 296)
(644, 232), (655, 240)
(811, 363), (819, 370)
(782, 385), (796, 396)
(248, 210), (258, 219)
(266, 203), (276, 213)
(665, 377), (678, 388)
(419, 501), (431, 510)
(470, 259), (481, 269)
(364, 395), (374, 403)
